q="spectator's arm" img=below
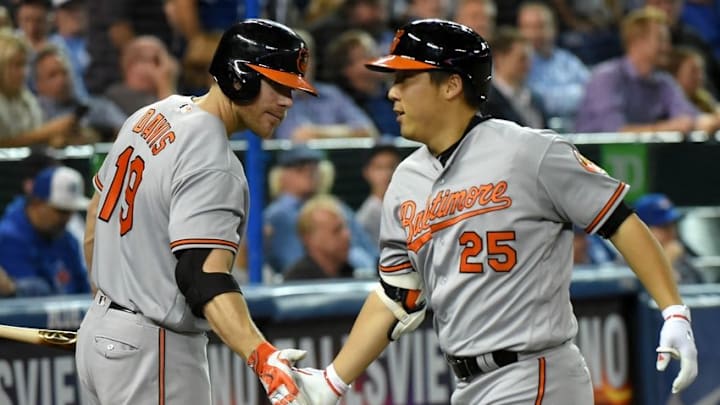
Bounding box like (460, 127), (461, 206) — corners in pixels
(172, 0), (202, 40)
(0, 115), (80, 148)
(0, 237), (52, 297)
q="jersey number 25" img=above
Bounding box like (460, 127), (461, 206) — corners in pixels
(98, 146), (145, 235)
(459, 231), (517, 273)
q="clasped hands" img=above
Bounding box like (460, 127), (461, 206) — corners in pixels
(248, 342), (347, 405)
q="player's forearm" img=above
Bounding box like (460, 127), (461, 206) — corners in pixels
(333, 291), (396, 384)
(205, 291), (265, 359)
(610, 214), (682, 309)
(202, 249), (265, 359)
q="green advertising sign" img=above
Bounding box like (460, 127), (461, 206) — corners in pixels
(600, 143), (648, 203)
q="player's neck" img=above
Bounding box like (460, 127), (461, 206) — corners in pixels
(425, 107), (478, 156)
(193, 88), (246, 136)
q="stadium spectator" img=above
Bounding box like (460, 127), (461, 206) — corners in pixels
(324, 30), (400, 136)
(264, 145), (378, 275)
(51, 0), (89, 99)
(284, 195), (356, 280)
(645, 0), (720, 96)
(0, 166), (91, 297)
(486, 26), (547, 128)
(666, 46), (720, 114)
(518, 1), (589, 129)
(356, 142), (401, 247)
(452, 0), (497, 41)
(272, 30), (378, 140)
(575, 7), (720, 134)
(84, 0), (173, 95)
(309, 0), (395, 79)
(635, 193), (705, 284)
(549, 0), (625, 65)
(5, 152), (87, 248)
(162, 0), (244, 94)
(33, 45), (126, 142)
(14, 0), (53, 53)
(0, 32), (80, 148)
(104, 35), (179, 116)
(403, 0), (449, 22)
(14, 0), (83, 94)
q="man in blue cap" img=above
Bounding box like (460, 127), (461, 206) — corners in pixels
(0, 165), (91, 296)
(635, 193), (704, 284)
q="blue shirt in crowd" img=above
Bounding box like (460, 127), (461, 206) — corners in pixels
(527, 48), (590, 120)
(264, 193), (378, 274)
(273, 82), (377, 140)
(575, 57), (698, 133)
(0, 197), (90, 297)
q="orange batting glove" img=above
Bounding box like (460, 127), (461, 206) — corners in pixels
(248, 341), (307, 405)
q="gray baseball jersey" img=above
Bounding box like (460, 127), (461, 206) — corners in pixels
(90, 95), (248, 333)
(378, 118), (628, 357)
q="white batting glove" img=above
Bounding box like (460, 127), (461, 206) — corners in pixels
(293, 364), (349, 405)
(656, 305), (698, 394)
(248, 341), (308, 405)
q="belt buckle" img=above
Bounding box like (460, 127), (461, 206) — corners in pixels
(446, 355), (475, 382)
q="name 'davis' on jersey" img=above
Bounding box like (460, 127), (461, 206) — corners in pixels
(131, 108), (176, 156)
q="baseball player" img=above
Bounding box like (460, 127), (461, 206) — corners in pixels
(75, 19), (316, 405)
(292, 19), (698, 404)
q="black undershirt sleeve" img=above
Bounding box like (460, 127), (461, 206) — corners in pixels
(596, 201), (634, 239)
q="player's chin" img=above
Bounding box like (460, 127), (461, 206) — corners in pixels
(250, 122), (276, 139)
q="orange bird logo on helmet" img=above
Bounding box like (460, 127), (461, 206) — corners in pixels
(297, 48), (309, 74)
(389, 29), (405, 54)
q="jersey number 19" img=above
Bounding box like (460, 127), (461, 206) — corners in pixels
(98, 146), (146, 236)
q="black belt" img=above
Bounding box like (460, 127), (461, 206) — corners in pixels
(446, 350), (519, 381)
(109, 301), (137, 314)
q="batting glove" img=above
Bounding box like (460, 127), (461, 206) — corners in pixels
(656, 305), (698, 394)
(293, 364), (349, 405)
(248, 341), (308, 405)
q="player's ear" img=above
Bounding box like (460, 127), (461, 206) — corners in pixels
(443, 73), (464, 101)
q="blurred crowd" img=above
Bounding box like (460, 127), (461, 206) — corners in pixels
(0, 0), (717, 147)
(0, 0), (719, 297)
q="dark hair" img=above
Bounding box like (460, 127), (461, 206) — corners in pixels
(366, 142), (401, 163)
(21, 152), (58, 182)
(323, 30), (376, 87)
(666, 45), (703, 76)
(489, 26), (528, 56)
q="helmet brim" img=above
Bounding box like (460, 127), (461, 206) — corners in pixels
(365, 55), (438, 72)
(247, 63), (318, 96)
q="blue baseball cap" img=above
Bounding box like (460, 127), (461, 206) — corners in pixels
(276, 145), (324, 167)
(634, 193), (682, 227)
(31, 166), (90, 211)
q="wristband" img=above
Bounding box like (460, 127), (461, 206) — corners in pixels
(325, 363), (350, 397)
(662, 305), (691, 322)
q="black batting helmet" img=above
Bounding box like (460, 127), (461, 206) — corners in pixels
(366, 19), (491, 103)
(209, 19), (317, 103)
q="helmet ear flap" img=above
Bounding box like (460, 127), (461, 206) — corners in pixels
(215, 60), (262, 103)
